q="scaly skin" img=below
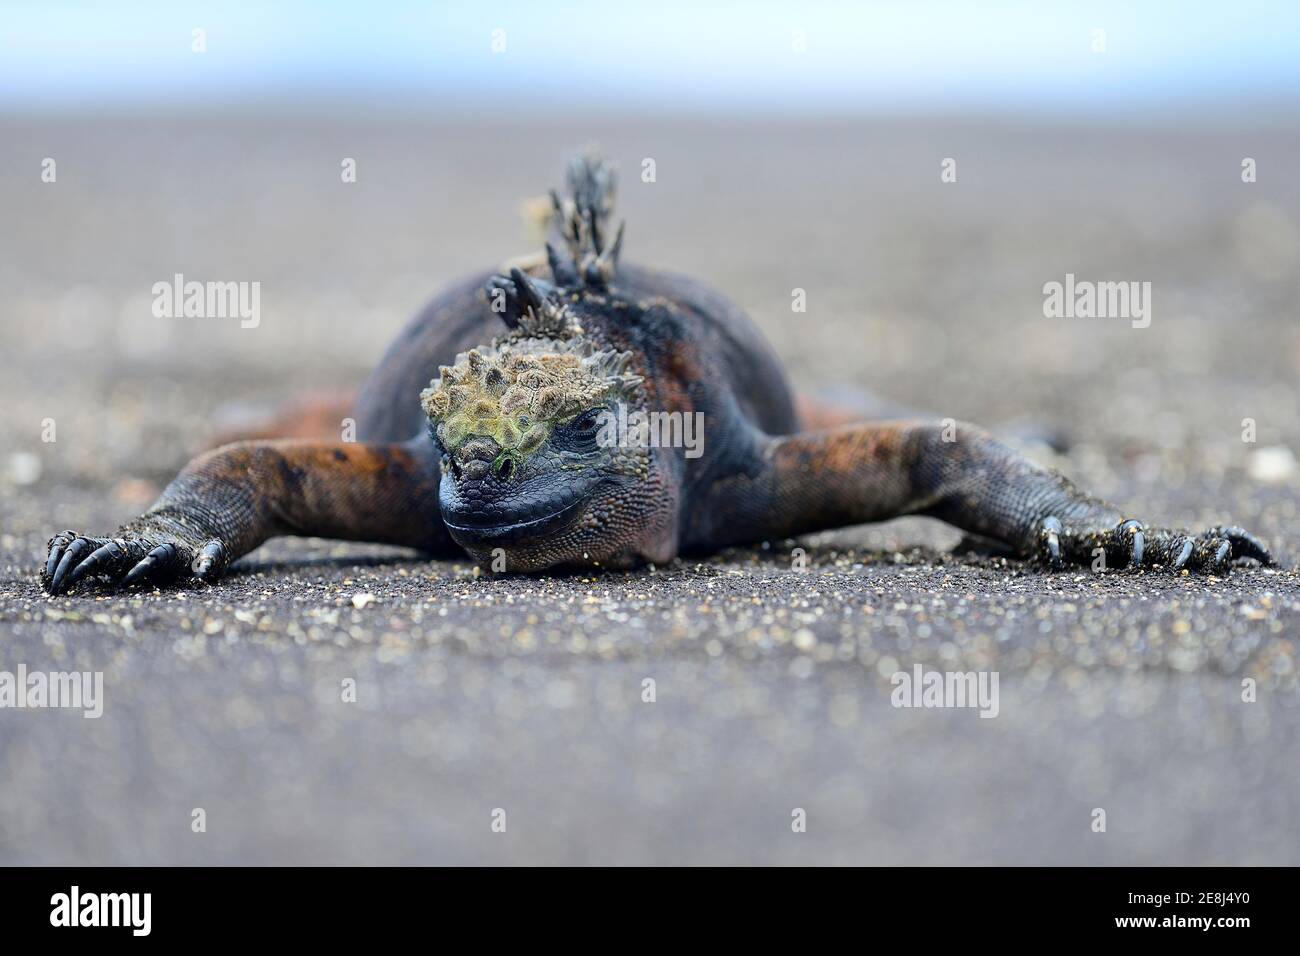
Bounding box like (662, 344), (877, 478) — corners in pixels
(42, 156), (1274, 593)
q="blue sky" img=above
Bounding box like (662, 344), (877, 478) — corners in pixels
(1, 0), (1297, 118)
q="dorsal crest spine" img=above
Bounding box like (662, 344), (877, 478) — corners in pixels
(484, 152), (626, 334)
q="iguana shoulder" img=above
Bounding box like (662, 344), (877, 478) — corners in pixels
(352, 263), (799, 445)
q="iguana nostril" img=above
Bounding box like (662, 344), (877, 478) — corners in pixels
(494, 457), (514, 481)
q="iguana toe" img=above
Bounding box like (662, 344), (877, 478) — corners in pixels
(121, 543), (186, 588)
(49, 537), (94, 594)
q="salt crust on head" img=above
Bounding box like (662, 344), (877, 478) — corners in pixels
(421, 334), (641, 457)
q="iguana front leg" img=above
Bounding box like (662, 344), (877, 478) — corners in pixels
(691, 421), (1274, 572)
(43, 438), (455, 593)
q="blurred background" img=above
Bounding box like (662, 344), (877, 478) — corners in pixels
(4, 0), (1300, 118)
(0, 1), (1298, 865)
(2, 0), (1299, 476)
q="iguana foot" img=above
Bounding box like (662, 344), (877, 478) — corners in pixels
(43, 527), (227, 595)
(1036, 518), (1272, 573)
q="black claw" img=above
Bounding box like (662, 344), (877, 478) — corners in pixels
(45, 534), (72, 582)
(1171, 538), (1194, 570)
(122, 544), (174, 588)
(192, 540), (225, 580)
(1212, 539), (1230, 568)
(45, 530), (78, 581)
(1215, 527), (1273, 566)
(120, 561), (154, 588)
(50, 538), (92, 594)
(1117, 519), (1144, 568)
(1041, 516), (1063, 570)
(64, 540), (121, 588)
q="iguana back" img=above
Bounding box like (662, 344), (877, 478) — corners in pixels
(353, 264), (800, 443)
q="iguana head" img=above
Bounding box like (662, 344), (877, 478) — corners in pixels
(422, 155), (680, 571)
(421, 267), (668, 571)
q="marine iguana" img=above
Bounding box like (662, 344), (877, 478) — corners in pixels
(42, 155), (1273, 593)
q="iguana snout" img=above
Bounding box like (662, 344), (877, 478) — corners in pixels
(450, 435), (507, 483)
(437, 441), (602, 550)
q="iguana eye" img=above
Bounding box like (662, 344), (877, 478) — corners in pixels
(571, 408), (603, 433)
(552, 408), (606, 455)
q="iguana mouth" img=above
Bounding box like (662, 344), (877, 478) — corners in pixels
(442, 495), (587, 544)
(439, 481), (595, 545)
